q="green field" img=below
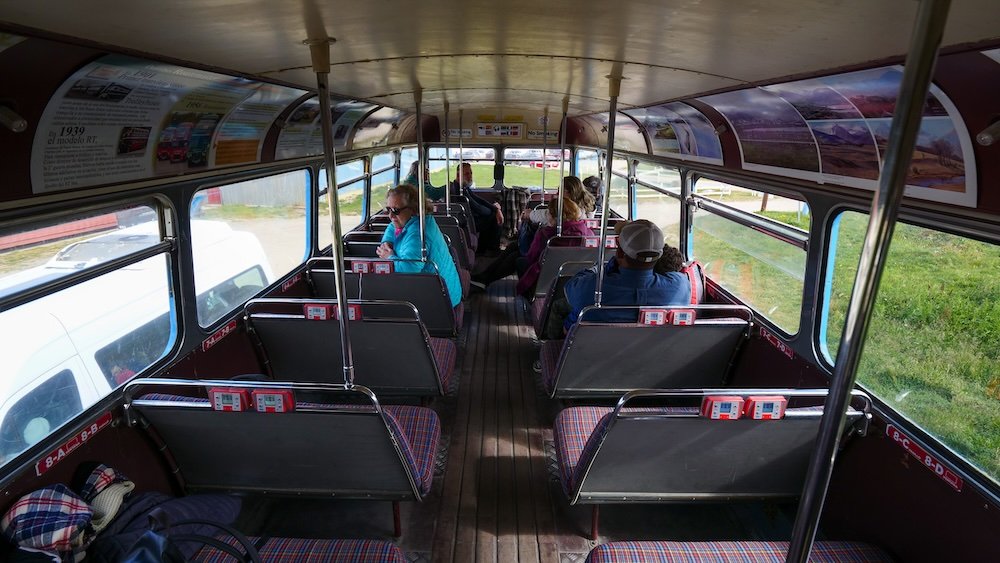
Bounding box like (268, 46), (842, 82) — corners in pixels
(697, 207), (999, 483)
(826, 213), (1000, 484)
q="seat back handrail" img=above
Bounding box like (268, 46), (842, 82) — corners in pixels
(549, 305), (754, 398)
(243, 298), (443, 396)
(569, 389), (872, 504)
(123, 379), (425, 500)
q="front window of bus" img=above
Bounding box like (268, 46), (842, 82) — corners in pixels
(691, 177), (809, 333)
(429, 147), (496, 189)
(823, 211), (1000, 486)
(502, 148), (569, 191)
(0, 203), (173, 466)
(193, 169), (308, 327)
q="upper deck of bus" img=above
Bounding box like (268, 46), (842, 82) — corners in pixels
(1, 2), (1000, 562)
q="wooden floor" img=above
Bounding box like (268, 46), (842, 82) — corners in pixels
(239, 275), (793, 562)
(431, 278), (582, 563)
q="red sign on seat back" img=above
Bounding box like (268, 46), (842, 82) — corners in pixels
(639, 308), (696, 325)
(701, 396), (744, 420)
(209, 388), (251, 412)
(584, 235), (617, 248)
(253, 390), (295, 413)
(348, 260), (394, 274)
(744, 396), (787, 420)
(303, 303), (361, 321)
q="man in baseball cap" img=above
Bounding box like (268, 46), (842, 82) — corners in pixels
(559, 219), (691, 331)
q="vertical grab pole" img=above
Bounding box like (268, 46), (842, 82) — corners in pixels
(444, 100), (451, 217)
(414, 87), (427, 261)
(541, 107), (549, 214)
(785, 1), (950, 561)
(556, 97), (569, 236)
(593, 75), (621, 308)
(305, 37), (355, 387)
(458, 109), (465, 188)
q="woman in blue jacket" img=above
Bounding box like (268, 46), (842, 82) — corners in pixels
(376, 183), (462, 307)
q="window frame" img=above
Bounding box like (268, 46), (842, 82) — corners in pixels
(816, 203), (1000, 500)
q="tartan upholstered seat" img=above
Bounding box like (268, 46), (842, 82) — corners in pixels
(428, 337), (458, 393)
(585, 540), (893, 562)
(195, 537), (405, 562)
(553, 406), (695, 496)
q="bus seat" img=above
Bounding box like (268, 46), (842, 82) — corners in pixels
(125, 381), (441, 501)
(195, 537), (406, 562)
(307, 258), (459, 338)
(245, 298), (455, 396)
(533, 237), (611, 300)
(541, 305), (753, 398)
(306, 263), (362, 299)
(360, 272), (459, 338)
(532, 261), (594, 339)
(585, 540), (893, 562)
(555, 390), (871, 539)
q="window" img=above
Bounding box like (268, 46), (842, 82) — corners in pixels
(194, 170), (306, 326)
(370, 170), (395, 217)
(636, 162), (682, 195)
(1, 370), (81, 462)
(691, 178), (809, 333)
(823, 212), (1000, 485)
(429, 147), (496, 189)
(608, 158), (630, 218)
(634, 164), (682, 247)
(372, 151), (395, 172)
(0, 207), (174, 467)
(577, 149), (600, 179)
(319, 162), (366, 252)
(502, 148), (570, 191)
(0, 204), (158, 299)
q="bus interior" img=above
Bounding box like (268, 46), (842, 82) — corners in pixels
(0, 1), (999, 561)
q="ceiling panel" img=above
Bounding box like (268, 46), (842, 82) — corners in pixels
(1, 0), (997, 115)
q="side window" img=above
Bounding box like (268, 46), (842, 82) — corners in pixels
(576, 149), (599, 179)
(823, 212), (1000, 485)
(193, 170), (307, 326)
(0, 206), (174, 467)
(609, 158), (630, 218)
(691, 177), (809, 333)
(370, 171), (395, 218)
(0, 370), (82, 462)
(319, 161), (364, 251)
(634, 164), (682, 248)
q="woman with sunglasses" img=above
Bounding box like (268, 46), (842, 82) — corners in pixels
(376, 184), (462, 308)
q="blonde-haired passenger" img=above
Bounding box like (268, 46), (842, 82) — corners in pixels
(515, 198), (594, 296)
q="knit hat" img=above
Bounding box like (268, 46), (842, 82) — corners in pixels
(617, 220), (664, 262)
(79, 465), (134, 533)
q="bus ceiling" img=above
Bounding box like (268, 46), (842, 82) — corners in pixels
(0, 1), (998, 212)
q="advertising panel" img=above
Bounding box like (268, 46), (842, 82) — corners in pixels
(30, 55), (303, 193)
(698, 66), (976, 207)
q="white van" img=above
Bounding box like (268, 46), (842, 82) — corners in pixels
(0, 220), (272, 464)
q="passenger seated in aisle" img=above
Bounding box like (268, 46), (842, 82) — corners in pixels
(449, 163), (503, 254)
(472, 198), (593, 291)
(515, 198), (593, 296)
(404, 161), (446, 201)
(376, 184), (462, 307)
(582, 175), (604, 213)
(552, 220), (690, 334)
(518, 176), (596, 255)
